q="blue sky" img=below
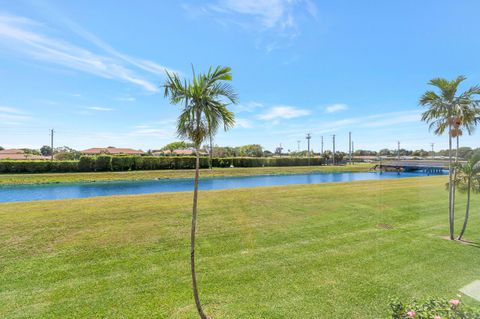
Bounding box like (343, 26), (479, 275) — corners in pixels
(1, 0), (480, 152)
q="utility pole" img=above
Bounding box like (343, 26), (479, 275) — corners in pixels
(50, 129), (55, 161)
(431, 143), (435, 159)
(321, 136), (324, 155)
(397, 141), (400, 160)
(332, 134), (336, 165)
(306, 133), (311, 166)
(297, 140), (301, 152)
(349, 131), (352, 165)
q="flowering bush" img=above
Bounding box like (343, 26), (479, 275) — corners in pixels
(389, 297), (480, 318)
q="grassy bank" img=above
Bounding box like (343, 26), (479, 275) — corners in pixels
(0, 163), (373, 185)
(1, 176), (479, 318)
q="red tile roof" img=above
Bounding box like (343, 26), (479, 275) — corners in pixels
(0, 149), (50, 160)
(81, 147), (145, 155)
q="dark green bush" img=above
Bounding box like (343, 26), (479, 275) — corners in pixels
(0, 157), (325, 173)
(94, 155), (112, 171)
(0, 160), (78, 173)
(78, 156), (95, 172)
(111, 156), (137, 171)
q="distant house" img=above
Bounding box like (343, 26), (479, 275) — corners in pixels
(0, 149), (50, 160)
(153, 148), (207, 156)
(81, 147), (145, 155)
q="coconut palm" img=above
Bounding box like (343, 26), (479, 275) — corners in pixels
(163, 65), (237, 319)
(453, 153), (480, 240)
(420, 76), (480, 240)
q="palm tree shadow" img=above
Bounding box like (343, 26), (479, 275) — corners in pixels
(457, 238), (480, 248)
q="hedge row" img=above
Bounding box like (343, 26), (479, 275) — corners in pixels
(0, 156), (325, 173)
(0, 160), (78, 173)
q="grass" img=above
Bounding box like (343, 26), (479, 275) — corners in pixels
(1, 176), (479, 318)
(0, 163), (373, 185)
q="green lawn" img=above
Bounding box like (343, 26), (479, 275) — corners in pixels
(0, 163), (372, 185)
(1, 176), (479, 318)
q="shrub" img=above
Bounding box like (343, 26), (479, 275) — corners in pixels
(78, 156), (95, 172)
(111, 156), (137, 171)
(94, 155), (112, 171)
(0, 156), (325, 173)
(0, 160), (78, 173)
(389, 297), (480, 319)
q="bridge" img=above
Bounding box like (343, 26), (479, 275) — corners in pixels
(372, 160), (450, 174)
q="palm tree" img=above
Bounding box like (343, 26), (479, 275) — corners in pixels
(454, 153), (480, 240)
(163, 65), (237, 319)
(420, 76), (480, 240)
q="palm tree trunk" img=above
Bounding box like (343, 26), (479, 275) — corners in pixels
(457, 178), (471, 241)
(191, 150), (208, 319)
(209, 134), (213, 170)
(451, 135), (460, 236)
(448, 123), (454, 240)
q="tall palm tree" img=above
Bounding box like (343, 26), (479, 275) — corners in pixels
(454, 153), (480, 240)
(420, 76), (480, 240)
(163, 65), (237, 319)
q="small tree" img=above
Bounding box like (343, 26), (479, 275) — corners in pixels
(163, 65), (237, 319)
(453, 153), (480, 240)
(420, 76), (480, 239)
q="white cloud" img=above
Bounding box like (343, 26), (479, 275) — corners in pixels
(235, 118), (253, 128)
(117, 96), (136, 102)
(128, 128), (171, 138)
(258, 105), (310, 120)
(86, 106), (113, 112)
(186, 0), (316, 38)
(0, 13), (168, 92)
(0, 105), (31, 124)
(325, 103), (348, 113)
(233, 101), (264, 113)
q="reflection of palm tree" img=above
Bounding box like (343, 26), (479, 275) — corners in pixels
(163, 65), (237, 319)
(453, 153), (480, 240)
(420, 76), (480, 240)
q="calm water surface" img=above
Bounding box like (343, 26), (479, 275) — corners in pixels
(0, 171), (446, 203)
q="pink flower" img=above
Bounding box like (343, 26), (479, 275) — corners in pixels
(449, 299), (460, 307)
(406, 310), (417, 318)
(434, 316), (441, 319)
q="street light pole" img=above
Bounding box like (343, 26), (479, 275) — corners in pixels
(306, 133), (311, 166)
(349, 131), (352, 165)
(332, 134), (336, 165)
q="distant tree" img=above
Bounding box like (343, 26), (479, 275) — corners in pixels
(457, 147), (473, 160)
(237, 144), (263, 157)
(322, 150), (332, 161)
(263, 150), (273, 157)
(162, 141), (193, 151)
(335, 151), (346, 162)
(0, 146), (4, 150)
(22, 148), (41, 155)
(354, 149), (377, 156)
(40, 145), (53, 156)
(379, 149), (391, 156)
(54, 146), (81, 160)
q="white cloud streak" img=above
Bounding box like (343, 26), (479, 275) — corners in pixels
(86, 106), (113, 112)
(0, 105), (31, 125)
(0, 13), (173, 92)
(324, 103), (348, 113)
(258, 105), (310, 120)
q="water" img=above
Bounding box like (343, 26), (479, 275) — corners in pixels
(0, 171), (445, 203)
